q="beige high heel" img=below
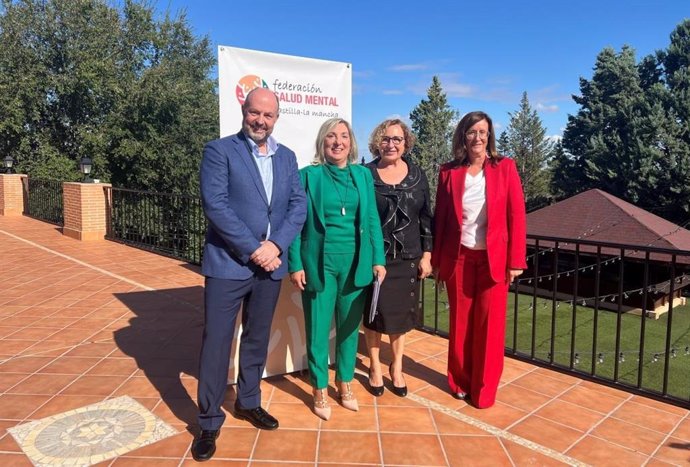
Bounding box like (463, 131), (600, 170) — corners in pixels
(312, 388), (331, 421)
(337, 382), (359, 412)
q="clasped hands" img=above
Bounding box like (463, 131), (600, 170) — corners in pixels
(250, 241), (281, 272)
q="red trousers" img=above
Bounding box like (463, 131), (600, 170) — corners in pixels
(446, 246), (509, 408)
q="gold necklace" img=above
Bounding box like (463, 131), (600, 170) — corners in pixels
(324, 165), (350, 216)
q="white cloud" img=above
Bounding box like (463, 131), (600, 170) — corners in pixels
(409, 73), (476, 98)
(353, 82), (375, 96)
(529, 85), (570, 113)
(385, 113), (407, 121)
(436, 73), (476, 97)
(353, 70), (375, 79)
(436, 74), (520, 102)
(386, 114), (414, 127)
(444, 82), (476, 98)
(389, 63), (428, 72)
(531, 85), (570, 103)
(480, 88), (515, 102)
(382, 89), (403, 95)
(537, 103), (559, 113)
(487, 76), (514, 86)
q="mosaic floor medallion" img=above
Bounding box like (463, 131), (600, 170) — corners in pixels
(8, 395), (178, 466)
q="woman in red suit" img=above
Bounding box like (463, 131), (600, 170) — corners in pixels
(432, 111), (526, 408)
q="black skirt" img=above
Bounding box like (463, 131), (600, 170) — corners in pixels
(364, 256), (421, 334)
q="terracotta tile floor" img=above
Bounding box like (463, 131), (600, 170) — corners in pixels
(2, 215), (690, 466)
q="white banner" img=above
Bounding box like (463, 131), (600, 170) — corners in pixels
(218, 46), (352, 168)
(218, 46), (347, 381)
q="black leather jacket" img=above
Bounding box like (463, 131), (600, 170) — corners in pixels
(366, 158), (433, 259)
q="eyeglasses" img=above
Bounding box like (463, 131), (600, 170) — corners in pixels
(465, 130), (490, 139)
(381, 136), (404, 145)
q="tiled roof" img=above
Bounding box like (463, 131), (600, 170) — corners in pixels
(527, 189), (690, 251)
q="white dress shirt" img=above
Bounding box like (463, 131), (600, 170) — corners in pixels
(246, 133), (278, 238)
(461, 170), (487, 249)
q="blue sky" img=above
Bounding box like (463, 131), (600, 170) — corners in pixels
(159, 0), (688, 154)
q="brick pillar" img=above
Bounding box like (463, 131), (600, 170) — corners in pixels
(62, 182), (111, 241)
(0, 174), (27, 216)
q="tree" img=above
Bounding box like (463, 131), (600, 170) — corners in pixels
(660, 19), (690, 125)
(650, 19), (690, 222)
(409, 76), (459, 205)
(0, 0), (218, 193)
(497, 92), (553, 211)
(557, 46), (666, 209)
(555, 21), (690, 224)
(548, 141), (576, 201)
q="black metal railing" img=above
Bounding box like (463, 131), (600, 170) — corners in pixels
(25, 178), (64, 225)
(419, 278), (448, 338)
(94, 185), (690, 408)
(105, 187), (206, 264)
(418, 235), (690, 409)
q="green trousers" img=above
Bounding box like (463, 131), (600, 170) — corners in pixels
(302, 251), (367, 389)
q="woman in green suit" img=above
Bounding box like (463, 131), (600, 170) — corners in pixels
(289, 118), (386, 421)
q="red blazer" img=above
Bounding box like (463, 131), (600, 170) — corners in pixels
(432, 158), (527, 284)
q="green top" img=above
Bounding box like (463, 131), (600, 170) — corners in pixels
(288, 163), (386, 293)
(323, 163), (358, 253)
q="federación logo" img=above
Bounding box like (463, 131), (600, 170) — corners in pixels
(236, 75), (269, 105)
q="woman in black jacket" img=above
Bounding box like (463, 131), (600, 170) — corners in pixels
(363, 118), (433, 397)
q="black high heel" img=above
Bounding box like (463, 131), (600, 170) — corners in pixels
(368, 369), (384, 397)
(389, 363), (408, 397)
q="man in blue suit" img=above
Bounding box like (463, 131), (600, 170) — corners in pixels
(193, 87), (307, 462)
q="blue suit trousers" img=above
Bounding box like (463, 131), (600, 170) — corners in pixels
(197, 275), (281, 430)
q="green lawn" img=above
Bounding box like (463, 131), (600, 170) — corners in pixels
(419, 279), (690, 399)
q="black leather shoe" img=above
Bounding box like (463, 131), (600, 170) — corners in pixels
(453, 391), (467, 400)
(389, 363), (408, 397)
(368, 369), (384, 397)
(191, 429), (219, 462)
(234, 402), (279, 430)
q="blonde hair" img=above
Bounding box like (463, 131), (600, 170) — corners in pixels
(312, 118), (359, 165)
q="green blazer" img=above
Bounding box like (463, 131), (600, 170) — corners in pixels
(288, 163), (386, 293)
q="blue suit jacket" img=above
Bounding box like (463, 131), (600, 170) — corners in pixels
(200, 131), (307, 280)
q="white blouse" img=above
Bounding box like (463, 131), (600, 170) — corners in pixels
(461, 170), (487, 249)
